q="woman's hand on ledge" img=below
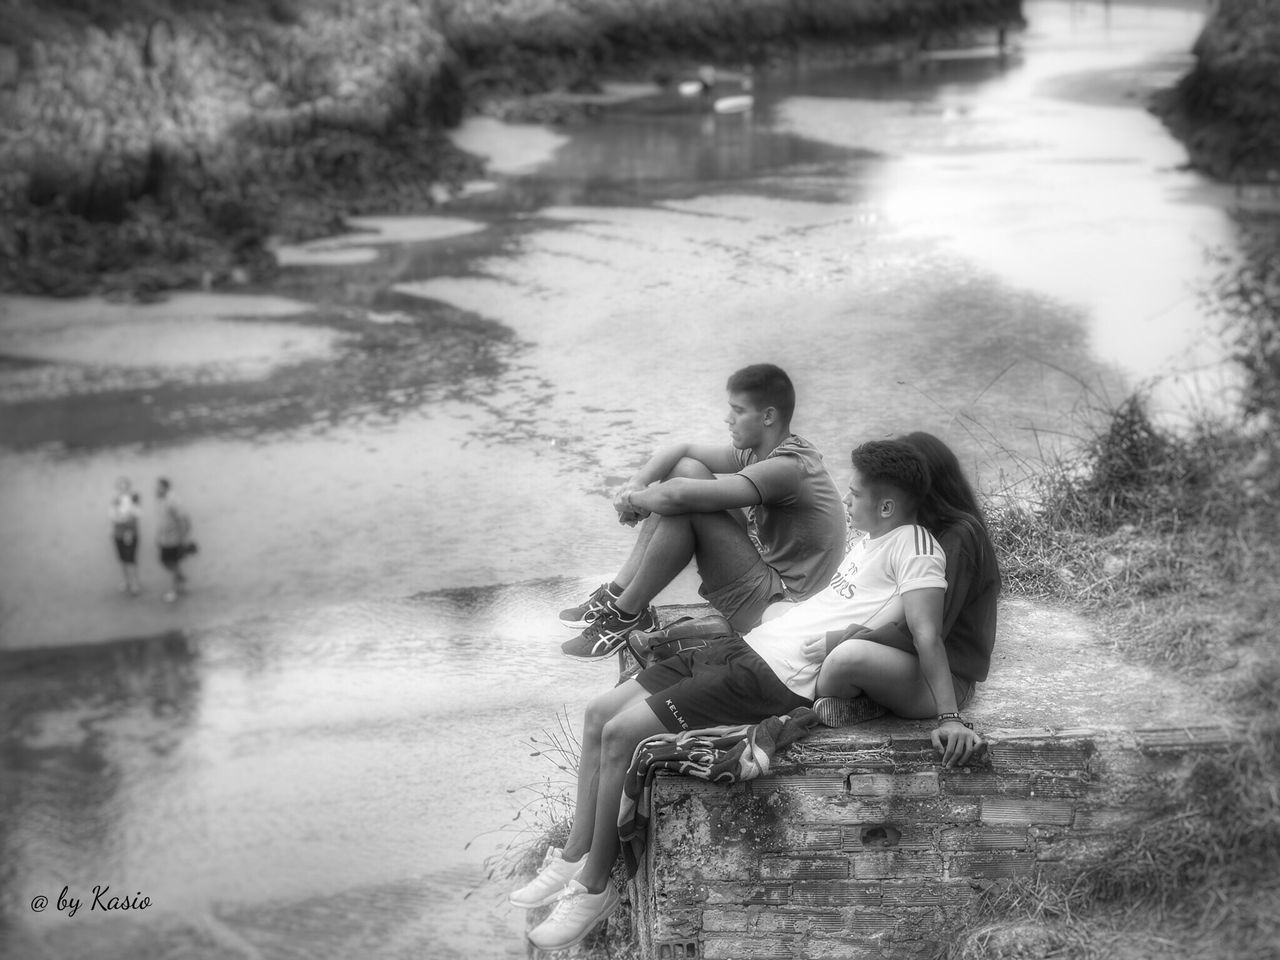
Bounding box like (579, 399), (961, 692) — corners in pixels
(932, 720), (982, 768)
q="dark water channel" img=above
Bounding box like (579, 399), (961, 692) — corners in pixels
(0, 2), (1241, 957)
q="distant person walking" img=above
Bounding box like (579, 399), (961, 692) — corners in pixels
(155, 477), (195, 602)
(110, 477), (142, 596)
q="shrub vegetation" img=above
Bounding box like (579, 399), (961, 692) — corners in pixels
(963, 215), (1280, 960)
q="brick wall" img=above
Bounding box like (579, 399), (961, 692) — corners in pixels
(632, 723), (1238, 960)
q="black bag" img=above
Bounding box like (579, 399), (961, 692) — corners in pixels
(625, 614), (736, 668)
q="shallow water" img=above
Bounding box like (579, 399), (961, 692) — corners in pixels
(0, 1), (1240, 957)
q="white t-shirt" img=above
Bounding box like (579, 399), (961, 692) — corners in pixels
(744, 523), (947, 698)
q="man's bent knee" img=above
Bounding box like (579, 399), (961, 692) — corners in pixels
(666, 457), (715, 481)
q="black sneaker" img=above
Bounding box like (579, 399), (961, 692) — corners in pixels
(558, 582), (620, 629)
(561, 603), (657, 660)
(812, 695), (887, 727)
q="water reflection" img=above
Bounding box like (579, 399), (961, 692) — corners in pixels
(0, 632), (200, 949)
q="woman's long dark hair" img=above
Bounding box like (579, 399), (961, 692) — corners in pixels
(901, 431), (988, 536)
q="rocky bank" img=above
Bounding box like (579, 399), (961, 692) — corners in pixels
(0, 0), (1021, 297)
(1153, 0), (1280, 182)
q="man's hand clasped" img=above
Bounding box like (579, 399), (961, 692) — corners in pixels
(613, 483), (652, 527)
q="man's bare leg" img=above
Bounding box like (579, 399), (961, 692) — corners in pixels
(613, 457), (720, 591)
(614, 507), (761, 616)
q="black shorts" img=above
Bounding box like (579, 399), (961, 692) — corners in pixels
(636, 635), (810, 733)
(159, 545), (186, 570)
(114, 535), (137, 564)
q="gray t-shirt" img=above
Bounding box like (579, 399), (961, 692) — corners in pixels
(734, 435), (847, 600)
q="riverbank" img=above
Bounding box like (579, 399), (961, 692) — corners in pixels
(0, 0), (1021, 298)
(1150, 0), (1280, 183)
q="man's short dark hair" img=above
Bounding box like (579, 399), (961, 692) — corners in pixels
(850, 440), (930, 517)
(726, 364), (796, 424)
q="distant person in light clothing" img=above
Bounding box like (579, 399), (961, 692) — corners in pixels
(110, 477), (142, 596)
(155, 477), (195, 602)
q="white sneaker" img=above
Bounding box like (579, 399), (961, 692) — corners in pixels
(509, 848), (584, 909)
(527, 880), (621, 952)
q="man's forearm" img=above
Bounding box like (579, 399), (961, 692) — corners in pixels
(629, 477), (701, 516)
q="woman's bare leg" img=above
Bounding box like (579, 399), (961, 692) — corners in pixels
(816, 640), (949, 719)
(561, 680), (650, 860)
(576, 700), (668, 892)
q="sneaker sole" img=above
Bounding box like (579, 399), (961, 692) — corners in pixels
(528, 888), (621, 952)
(510, 852), (583, 909)
(561, 643), (625, 661)
(510, 886), (573, 909)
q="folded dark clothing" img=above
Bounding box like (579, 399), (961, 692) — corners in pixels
(618, 706), (823, 877)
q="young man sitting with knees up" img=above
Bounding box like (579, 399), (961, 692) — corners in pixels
(517, 440), (981, 952)
(560, 363), (846, 659)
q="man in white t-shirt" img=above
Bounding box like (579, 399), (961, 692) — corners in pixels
(515, 439), (982, 953)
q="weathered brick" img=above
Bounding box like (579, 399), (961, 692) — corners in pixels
(648, 904), (702, 942)
(701, 934), (795, 959)
(1071, 805), (1149, 833)
(941, 771), (1032, 796)
(740, 883), (793, 906)
(988, 740), (1092, 772)
(981, 797), (1075, 826)
(844, 911), (899, 937)
(791, 794), (982, 825)
(650, 939), (701, 960)
(754, 910), (847, 935)
(938, 826), (1030, 851)
(850, 849), (944, 880)
(760, 856), (850, 881)
(881, 938), (949, 960)
(844, 772), (940, 798)
(1034, 834), (1125, 867)
(769, 823), (844, 853)
(788, 880), (884, 908)
(701, 882), (773, 906)
(886, 736), (939, 755)
(946, 850), (1038, 878)
(842, 822), (937, 852)
(799, 942), (887, 960)
(770, 771), (848, 798)
(1134, 725), (1238, 753)
(879, 880), (979, 911)
(699, 907), (749, 933)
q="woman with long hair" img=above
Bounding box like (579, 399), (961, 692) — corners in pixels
(814, 431), (1001, 732)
